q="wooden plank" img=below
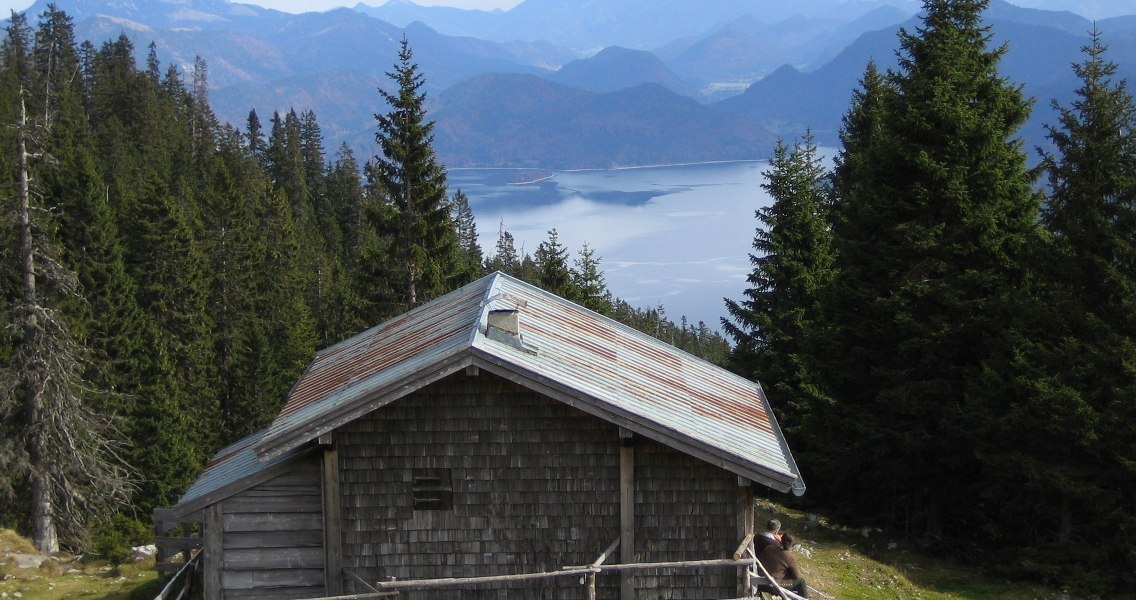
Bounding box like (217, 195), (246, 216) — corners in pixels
(596, 557), (756, 572)
(620, 443), (635, 600)
(204, 504), (222, 600)
(323, 446), (343, 596)
(372, 558), (757, 592)
(222, 495), (322, 513)
(222, 567), (326, 589)
(295, 593), (399, 600)
(224, 512), (323, 532)
(215, 587), (320, 600)
(224, 529), (322, 549)
(222, 546), (324, 570)
(592, 536), (621, 567)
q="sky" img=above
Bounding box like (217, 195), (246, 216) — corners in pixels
(0, 0), (524, 15)
(1, 1), (1134, 19)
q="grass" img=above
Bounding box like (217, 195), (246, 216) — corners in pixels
(750, 500), (1090, 600)
(2, 510), (1128, 600)
(0, 529), (163, 600)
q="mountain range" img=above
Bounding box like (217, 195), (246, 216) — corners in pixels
(13, 0), (1136, 168)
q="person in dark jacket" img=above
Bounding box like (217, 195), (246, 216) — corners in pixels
(757, 532), (809, 598)
(754, 518), (782, 554)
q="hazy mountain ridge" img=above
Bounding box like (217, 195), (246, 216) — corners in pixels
(12, 0), (1136, 168)
(431, 73), (775, 168)
(720, 0), (1136, 147)
(548, 46), (695, 96)
(355, 0), (921, 50)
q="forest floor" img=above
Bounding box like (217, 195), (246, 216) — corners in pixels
(0, 508), (1122, 600)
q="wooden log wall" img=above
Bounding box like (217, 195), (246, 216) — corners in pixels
(218, 456), (325, 600)
(337, 371), (622, 600)
(631, 439), (738, 600)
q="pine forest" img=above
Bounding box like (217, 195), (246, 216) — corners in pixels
(0, 0), (1133, 595)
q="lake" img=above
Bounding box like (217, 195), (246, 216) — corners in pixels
(449, 160), (776, 331)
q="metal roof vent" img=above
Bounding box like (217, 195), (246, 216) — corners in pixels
(487, 309), (520, 337)
(485, 308), (537, 354)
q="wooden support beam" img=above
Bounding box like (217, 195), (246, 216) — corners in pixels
(323, 445), (344, 596)
(344, 570), (381, 593)
(203, 503), (222, 600)
(620, 442), (635, 600)
(591, 557), (756, 572)
(304, 593), (400, 600)
(374, 557), (759, 592)
(156, 536), (202, 552)
(733, 534), (754, 561)
(585, 536), (619, 600)
(376, 567), (598, 590)
(737, 481), (755, 596)
(591, 536), (621, 567)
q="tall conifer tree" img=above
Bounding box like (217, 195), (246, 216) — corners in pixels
(534, 228), (573, 299)
(971, 30), (1136, 588)
(369, 37), (459, 310)
(818, 0), (1041, 536)
(724, 133), (833, 437)
(0, 10), (132, 551)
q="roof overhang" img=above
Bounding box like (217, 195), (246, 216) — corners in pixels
(468, 349), (804, 495)
(250, 344), (803, 494)
(252, 349), (476, 461)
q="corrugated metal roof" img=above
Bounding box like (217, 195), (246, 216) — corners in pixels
(173, 430), (310, 512)
(211, 271), (804, 501)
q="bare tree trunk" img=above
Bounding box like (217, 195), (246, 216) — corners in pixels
(17, 92), (58, 554)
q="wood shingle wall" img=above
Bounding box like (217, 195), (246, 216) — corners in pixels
(338, 370), (621, 599)
(632, 439), (738, 599)
(335, 370), (745, 599)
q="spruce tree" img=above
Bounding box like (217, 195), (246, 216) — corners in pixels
(321, 143), (369, 343)
(974, 29), (1136, 588)
(0, 12), (132, 551)
(723, 133), (833, 437)
(572, 242), (612, 314)
(533, 228), (574, 298)
(369, 37), (459, 310)
(88, 35), (222, 488)
(486, 219), (521, 276)
(451, 189), (484, 283)
(818, 0), (1041, 537)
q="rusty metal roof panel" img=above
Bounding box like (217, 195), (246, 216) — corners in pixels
(253, 277), (490, 457)
(247, 272), (802, 494)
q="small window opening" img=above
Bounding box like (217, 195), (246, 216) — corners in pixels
(413, 468), (453, 510)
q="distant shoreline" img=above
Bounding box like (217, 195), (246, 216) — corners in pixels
(449, 158), (770, 174)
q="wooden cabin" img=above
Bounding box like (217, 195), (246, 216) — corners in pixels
(155, 272), (805, 600)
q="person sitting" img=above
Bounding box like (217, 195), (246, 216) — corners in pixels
(754, 518), (782, 554)
(757, 532), (809, 598)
